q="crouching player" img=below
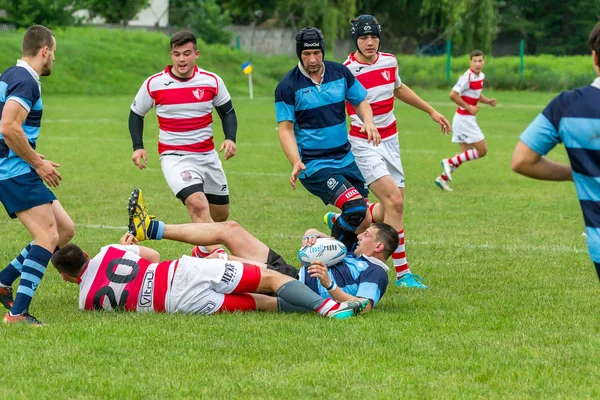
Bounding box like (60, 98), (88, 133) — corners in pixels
(124, 189), (397, 313)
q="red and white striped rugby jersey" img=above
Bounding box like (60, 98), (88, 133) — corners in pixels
(131, 65), (231, 154)
(344, 52), (402, 140)
(78, 245), (178, 313)
(452, 69), (485, 116)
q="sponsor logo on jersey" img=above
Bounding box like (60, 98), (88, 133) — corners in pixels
(343, 188), (359, 200)
(355, 66), (366, 73)
(381, 70), (390, 81)
(192, 89), (204, 101)
(197, 301), (217, 315)
(138, 270), (155, 307)
(164, 81), (174, 86)
(327, 178), (338, 190)
(181, 171), (192, 182)
(221, 263), (237, 285)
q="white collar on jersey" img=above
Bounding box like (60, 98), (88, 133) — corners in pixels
(298, 61), (325, 86)
(360, 254), (390, 272)
(592, 77), (600, 90)
(16, 59), (40, 83)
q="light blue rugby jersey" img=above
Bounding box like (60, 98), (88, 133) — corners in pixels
(299, 254), (389, 307)
(520, 78), (600, 265)
(0, 60), (43, 180)
(274, 60), (367, 178)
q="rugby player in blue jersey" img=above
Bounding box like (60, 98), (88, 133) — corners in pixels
(275, 27), (380, 250)
(512, 22), (600, 280)
(0, 26), (75, 325)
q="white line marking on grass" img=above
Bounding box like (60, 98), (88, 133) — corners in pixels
(229, 171), (288, 177)
(45, 118), (114, 123)
(77, 224), (128, 230)
(75, 225), (586, 254)
(236, 97), (549, 110)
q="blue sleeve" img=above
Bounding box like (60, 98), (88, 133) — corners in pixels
(519, 93), (567, 156)
(355, 267), (388, 307)
(343, 67), (367, 106)
(274, 81), (295, 123)
(6, 78), (38, 112)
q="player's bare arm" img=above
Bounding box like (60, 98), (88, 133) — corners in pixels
(479, 94), (497, 107)
(354, 100), (381, 146)
(394, 84), (451, 134)
(1, 100), (62, 187)
(449, 90), (478, 115)
(307, 261), (373, 313)
(278, 121), (305, 189)
(511, 141), (573, 181)
(129, 110), (148, 169)
(118, 232), (161, 262)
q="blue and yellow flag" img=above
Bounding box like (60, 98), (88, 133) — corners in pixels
(241, 61), (252, 75)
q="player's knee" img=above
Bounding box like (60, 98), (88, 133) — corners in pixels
(477, 145), (488, 158)
(185, 197), (211, 220)
(210, 206), (229, 222)
(337, 198), (367, 232)
(383, 193), (404, 216)
(58, 221), (75, 245)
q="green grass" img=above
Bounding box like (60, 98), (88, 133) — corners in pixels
(1, 89), (599, 399)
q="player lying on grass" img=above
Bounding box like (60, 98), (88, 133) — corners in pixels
(124, 189), (397, 313)
(129, 189), (398, 312)
(51, 190), (367, 319)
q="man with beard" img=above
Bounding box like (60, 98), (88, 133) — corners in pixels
(275, 26), (380, 250)
(0, 25), (75, 326)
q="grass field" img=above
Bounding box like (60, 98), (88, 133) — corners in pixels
(1, 89), (599, 399)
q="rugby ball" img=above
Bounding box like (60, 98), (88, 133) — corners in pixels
(298, 238), (347, 267)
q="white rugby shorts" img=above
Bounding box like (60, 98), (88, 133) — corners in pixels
(159, 151), (229, 197)
(451, 113), (485, 144)
(166, 257), (253, 315)
(349, 135), (405, 188)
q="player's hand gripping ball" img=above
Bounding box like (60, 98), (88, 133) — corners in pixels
(298, 238), (347, 267)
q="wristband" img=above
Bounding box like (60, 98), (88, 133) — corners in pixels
(325, 281), (336, 291)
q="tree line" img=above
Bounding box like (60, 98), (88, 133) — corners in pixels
(1, 0), (598, 55)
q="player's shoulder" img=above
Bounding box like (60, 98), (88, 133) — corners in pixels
(145, 68), (170, 86)
(324, 60), (347, 71)
(379, 52), (397, 60)
(276, 66), (302, 91)
(547, 85), (600, 119)
(197, 67), (223, 84)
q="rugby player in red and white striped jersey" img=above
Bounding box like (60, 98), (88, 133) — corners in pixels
(127, 31), (237, 258)
(341, 15), (451, 288)
(51, 231), (366, 319)
(436, 50), (497, 192)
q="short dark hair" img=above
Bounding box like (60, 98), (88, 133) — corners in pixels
(589, 22), (600, 65)
(470, 49), (484, 59)
(170, 31), (197, 50)
(51, 243), (87, 277)
(22, 25), (54, 57)
(372, 222), (399, 260)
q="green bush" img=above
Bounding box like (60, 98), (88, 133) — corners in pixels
(397, 54), (596, 91)
(0, 27), (596, 95)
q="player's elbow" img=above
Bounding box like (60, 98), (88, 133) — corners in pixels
(511, 151), (528, 174)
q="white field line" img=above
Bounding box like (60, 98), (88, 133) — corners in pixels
(74, 224), (586, 254)
(235, 97), (549, 110)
